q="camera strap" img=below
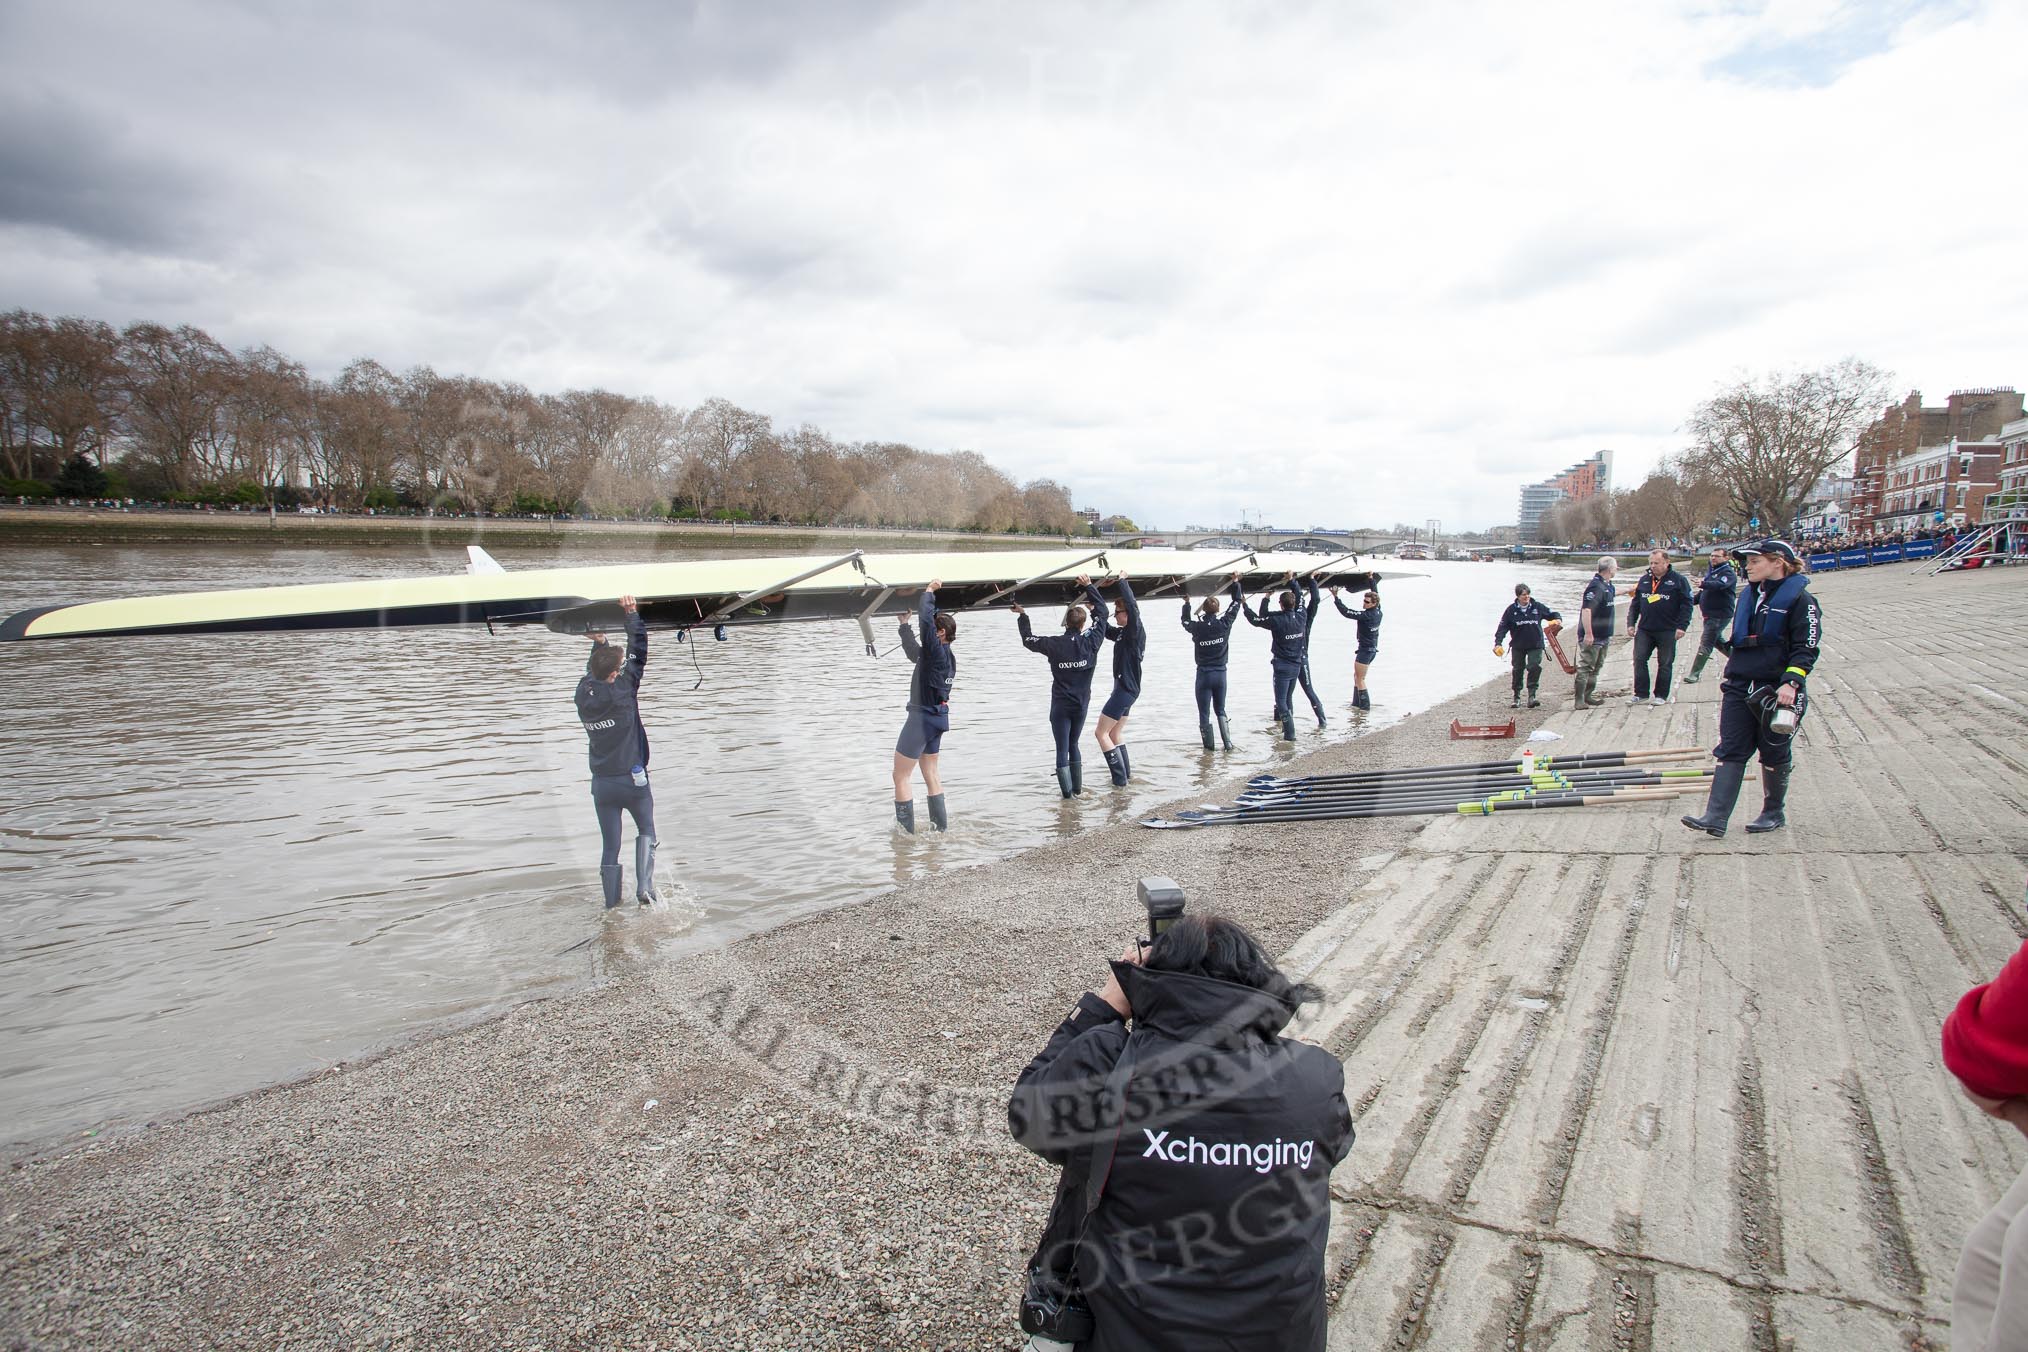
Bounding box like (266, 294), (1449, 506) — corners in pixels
(1082, 1040), (1141, 1219)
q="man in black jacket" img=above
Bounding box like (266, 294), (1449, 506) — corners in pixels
(1682, 545), (1737, 684)
(1625, 549), (1693, 705)
(1242, 574), (1317, 741)
(1008, 915), (1354, 1352)
(1493, 583), (1561, 709)
(574, 594), (654, 908)
(1180, 577), (1245, 750)
(1573, 557), (1617, 709)
(1014, 577), (1109, 798)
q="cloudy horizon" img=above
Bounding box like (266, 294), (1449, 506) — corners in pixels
(2, 0), (2023, 531)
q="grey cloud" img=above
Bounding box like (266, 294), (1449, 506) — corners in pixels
(0, 92), (217, 251)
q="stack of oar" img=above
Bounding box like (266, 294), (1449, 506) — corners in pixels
(1140, 747), (1712, 829)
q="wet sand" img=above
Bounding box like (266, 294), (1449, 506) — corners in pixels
(3, 565), (2021, 1349)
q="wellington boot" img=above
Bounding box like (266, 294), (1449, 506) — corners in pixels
(1200, 720), (1216, 750)
(926, 793), (948, 832)
(1684, 651), (1709, 684)
(1104, 746), (1128, 786)
(1055, 767), (1075, 799)
(1744, 766), (1789, 834)
(634, 834), (659, 904)
(1119, 745), (1132, 782)
(1069, 758), (1084, 795)
(599, 864), (623, 909)
(1353, 688), (1371, 711)
(1217, 716), (1233, 750)
(1680, 761), (1747, 838)
(894, 799), (916, 833)
(1572, 674), (1590, 708)
(1279, 713), (1297, 742)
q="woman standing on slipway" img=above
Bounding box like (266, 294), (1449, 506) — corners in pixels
(1680, 539), (1821, 838)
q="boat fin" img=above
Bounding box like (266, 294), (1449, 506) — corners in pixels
(466, 546), (506, 576)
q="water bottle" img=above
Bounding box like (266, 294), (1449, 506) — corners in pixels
(630, 765), (648, 788)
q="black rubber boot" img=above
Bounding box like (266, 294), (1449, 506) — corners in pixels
(1310, 700), (1327, 728)
(1511, 689), (1521, 708)
(1572, 674), (1589, 708)
(1069, 757), (1084, 795)
(894, 799), (915, 833)
(1104, 746), (1127, 786)
(1683, 650), (1709, 684)
(1744, 766), (1789, 834)
(1200, 720), (1216, 750)
(599, 864), (623, 909)
(1353, 688), (1371, 711)
(1279, 712), (1297, 741)
(926, 793), (948, 832)
(1681, 761), (1747, 838)
(1217, 716), (1233, 750)
(1055, 767), (1075, 799)
(1119, 745), (1132, 782)
(634, 835), (658, 904)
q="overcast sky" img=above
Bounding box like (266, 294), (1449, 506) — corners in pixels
(2, 0), (2022, 530)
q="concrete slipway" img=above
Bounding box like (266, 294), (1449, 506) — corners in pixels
(0, 565), (2022, 1351)
(1312, 563), (2028, 1349)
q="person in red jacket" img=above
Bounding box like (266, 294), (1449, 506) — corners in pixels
(1942, 929), (2028, 1352)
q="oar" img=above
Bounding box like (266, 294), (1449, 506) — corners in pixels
(1248, 747), (1707, 792)
(1143, 784), (1699, 830)
(1235, 765), (1711, 808)
(1202, 771), (1706, 818)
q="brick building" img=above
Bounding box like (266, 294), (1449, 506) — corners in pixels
(1874, 438), (2003, 530)
(1852, 388), (2024, 533)
(1517, 449), (1613, 543)
(1998, 417), (2028, 516)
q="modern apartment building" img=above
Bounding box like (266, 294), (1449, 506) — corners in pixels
(1516, 450), (1613, 543)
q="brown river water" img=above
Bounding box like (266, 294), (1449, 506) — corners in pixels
(0, 534), (1592, 1148)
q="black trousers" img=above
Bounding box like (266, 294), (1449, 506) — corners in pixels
(1716, 679), (1796, 769)
(1632, 629), (1679, 699)
(1509, 647), (1543, 694)
(1194, 667), (1228, 721)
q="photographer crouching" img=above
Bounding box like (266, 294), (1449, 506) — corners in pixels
(1007, 880), (1355, 1352)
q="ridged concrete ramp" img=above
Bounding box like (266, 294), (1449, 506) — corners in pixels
(1301, 564), (2028, 1350)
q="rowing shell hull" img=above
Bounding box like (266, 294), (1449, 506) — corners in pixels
(0, 548), (1390, 643)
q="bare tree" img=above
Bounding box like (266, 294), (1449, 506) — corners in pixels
(119, 322), (235, 493)
(226, 345), (315, 511)
(1685, 359), (1891, 533)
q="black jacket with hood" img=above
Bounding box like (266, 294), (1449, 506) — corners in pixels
(574, 613), (648, 777)
(1008, 963), (1355, 1352)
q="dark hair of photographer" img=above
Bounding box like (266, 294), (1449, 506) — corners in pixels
(1139, 914), (1320, 1010)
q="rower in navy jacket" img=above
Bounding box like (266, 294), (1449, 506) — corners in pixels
(1243, 573), (1317, 742)
(1094, 575), (1146, 786)
(1682, 539), (1822, 839)
(1332, 587), (1382, 710)
(892, 579), (957, 833)
(1682, 545), (1738, 684)
(1493, 583), (1561, 709)
(1181, 575), (1245, 751)
(1013, 574), (1108, 798)
(575, 595), (656, 908)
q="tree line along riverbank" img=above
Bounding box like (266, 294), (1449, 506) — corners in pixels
(0, 505), (1078, 553)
